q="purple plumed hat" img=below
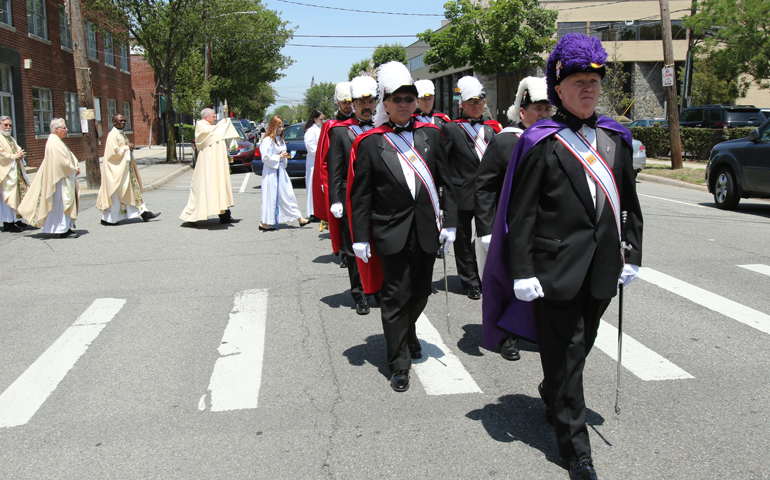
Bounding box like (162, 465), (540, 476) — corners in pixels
(546, 33), (607, 107)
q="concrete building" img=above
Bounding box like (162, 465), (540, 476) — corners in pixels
(0, 0), (134, 167)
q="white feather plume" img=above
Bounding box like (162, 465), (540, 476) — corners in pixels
(415, 79), (435, 98)
(510, 76), (549, 123)
(334, 82), (351, 103)
(350, 75), (377, 99)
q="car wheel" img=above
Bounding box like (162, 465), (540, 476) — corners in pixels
(713, 168), (740, 210)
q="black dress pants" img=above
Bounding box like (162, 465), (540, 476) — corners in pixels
(340, 212), (366, 304)
(454, 209), (480, 290)
(534, 276), (611, 461)
(379, 226), (435, 372)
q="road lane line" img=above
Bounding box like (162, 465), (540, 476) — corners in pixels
(595, 320), (693, 381)
(413, 314), (482, 395)
(0, 298), (126, 428)
(738, 264), (770, 278)
(238, 173), (250, 194)
(638, 193), (708, 209)
(202, 289), (268, 412)
(639, 267), (770, 335)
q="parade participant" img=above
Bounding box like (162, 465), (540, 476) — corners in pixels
(0, 116), (29, 232)
(475, 76), (551, 361)
(259, 116), (309, 230)
(412, 79), (451, 126)
(441, 76), (502, 300)
(324, 75), (378, 314)
(348, 61), (457, 392)
(96, 114), (160, 225)
(482, 34), (643, 480)
(303, 109), (325, 221)
(180, 108), (238, 225)
(18, 118), (80, 238)
(334, 82), (353, 120)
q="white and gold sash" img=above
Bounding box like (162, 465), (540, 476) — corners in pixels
(458, 121), (488, 160)
(348, 124), (373, 137)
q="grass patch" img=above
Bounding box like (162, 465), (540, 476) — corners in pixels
(641, 163), (707, 186)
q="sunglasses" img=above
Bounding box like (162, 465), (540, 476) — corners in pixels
(466, 99), (484, 106)
(389, 95), (415, 104)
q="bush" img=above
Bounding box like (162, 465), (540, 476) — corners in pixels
(629, 126), (755, 160)
(680, 128), (715, 160)
(723, 127), (755, 141)
(175, 124), (195, 142)
(629, 127), (670, 157)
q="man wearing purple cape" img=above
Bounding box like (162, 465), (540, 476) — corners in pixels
(482, 34), (643, 480)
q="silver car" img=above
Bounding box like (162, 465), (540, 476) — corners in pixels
(632, 139), (646, 174)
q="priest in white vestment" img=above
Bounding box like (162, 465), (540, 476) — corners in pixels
(96, 114), (160, 225)
(18, 118), (80, 238)
(180, 108), (238, 224)
(0, 116), (30, 232)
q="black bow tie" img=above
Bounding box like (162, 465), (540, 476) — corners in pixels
(554, 108), (598, 132)
(357, 119), (374, 127)
(388, 120), (413, 134)
(419, 111), (433, 117)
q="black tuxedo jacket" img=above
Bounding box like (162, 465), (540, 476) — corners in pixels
(350, 126), (458, 257)
(475, 129), (521, 237)
(506, 127), (643, 301)
(442, 120), (498, 211)
(327, 124), (358, 206)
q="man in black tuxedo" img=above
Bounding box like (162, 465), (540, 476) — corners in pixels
(441, 76), (501, 300)
(349, 61), (457, 392)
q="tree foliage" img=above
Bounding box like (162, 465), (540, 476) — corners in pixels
(371, 43), (407, 69)
(679, 56), (739, 105)
(303, 81), (337, 118)
(599, 45), (632, 118)
(271, 105), (296, 124)
(685, 0), (770, 94)
(348, 58), (372, 81)
(416, 0), (558, 77)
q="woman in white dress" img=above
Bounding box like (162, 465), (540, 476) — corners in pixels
(259, 116), (309, 231)
(303, 109), (325, 220)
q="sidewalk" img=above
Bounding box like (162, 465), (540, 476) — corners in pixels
(645, 158), (707, 169)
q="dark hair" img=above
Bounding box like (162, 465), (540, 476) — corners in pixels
(304, 109), (324, 132)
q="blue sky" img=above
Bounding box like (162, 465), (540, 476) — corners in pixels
(262, 0), (449, 110)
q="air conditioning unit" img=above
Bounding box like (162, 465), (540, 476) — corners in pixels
(625, 20), (635, 26)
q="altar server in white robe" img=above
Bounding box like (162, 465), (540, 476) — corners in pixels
(303, 109), (325, 220)
(0, 116), (29, 232)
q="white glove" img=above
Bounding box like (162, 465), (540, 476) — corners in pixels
(330, 203), (343, 218)
(513, 277), (544, 302)
(619, 264), (639, 286)
(439, 227), (456, 252)
(352, 242), (371, 263)
(481, 234), (492, 252)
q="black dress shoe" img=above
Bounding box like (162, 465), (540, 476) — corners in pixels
(57, 229), (79, 238)
(467, 285), (481, 300)
(340, 256), (348, 269)
(500, 336), (521, 361)
(14, 220), (26, 228)
(569, 458), (598, 480)
(355, 299), (370, 315)
(390, 370), (410, 392)
(3, 222), (22, 232)
(219, 210), (233, 224)
(538, 381), (553, 425)
(101, 219), (118, 226)
(141, 211), (161, 222)
(308, 215), (321, 223)
(258, 225), (275, 231)
(408, 343), (422, 359)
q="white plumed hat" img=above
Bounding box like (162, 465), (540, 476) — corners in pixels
(414, 79), (435, 98)
(374, 61), (418, 127)
(457, 76), (485, 104)
(335, 82), (352, 103)
(509, 76), (550, 123)
(350, 75), (377, 99)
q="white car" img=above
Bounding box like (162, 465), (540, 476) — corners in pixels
(632, 139), (646, 174)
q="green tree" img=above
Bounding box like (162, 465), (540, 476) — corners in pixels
(685, 0), (770, 95)
(416, 0), (557, 90)
(348, 58), (372, 81)
(174, 49), (213, 117)
(303, 81), (337, 118)
(599, 45), (632, 118)
(371, 43), (407, 69)
(679, 56), (739, 105)
(272, 105), (296, 124)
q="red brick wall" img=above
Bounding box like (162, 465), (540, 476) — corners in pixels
(130, 53), (162, 147)
(0, 0), (134, 168)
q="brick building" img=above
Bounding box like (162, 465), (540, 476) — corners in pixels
(0, 0), (134, 168)
(129, 46), (162, 147)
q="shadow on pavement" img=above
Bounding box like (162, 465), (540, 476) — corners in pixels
(342, 334), (390, 379)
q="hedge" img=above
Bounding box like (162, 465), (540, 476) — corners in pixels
(174, 124), (195, 142)
(629, 126), (761, 161)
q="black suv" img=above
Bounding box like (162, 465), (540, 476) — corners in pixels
(678, 105), (765, 129)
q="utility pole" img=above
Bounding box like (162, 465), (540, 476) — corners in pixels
(659, 0), (683, 170)
(66, 0), (101, 188)
(681, 0), (697, 111)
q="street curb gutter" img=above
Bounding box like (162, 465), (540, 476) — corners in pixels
(636, 172), (708, 192)
(79, 164), (191, 201)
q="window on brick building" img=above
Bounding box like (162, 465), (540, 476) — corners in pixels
(1, 66), (14, 134)
(27, 0), (47, 39)
(1, 0), (12, 26)
(119, 43), (129, 72)
(86, 21), (97, 60)
(104, 32), (114, 66)
(59, 4), (72, 50)
(32, 87), (52, 135)
(107, 99), (117, 129)
(122, 102), (132, 132)
(64, 92), (81, 134)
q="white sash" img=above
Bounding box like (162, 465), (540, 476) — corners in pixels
(458, 121), (488, 160)
(383, 131), (441, 231)
(348, 124), (372, 137)
(415, 115), (433, 124)
(554, 127), (621, 240)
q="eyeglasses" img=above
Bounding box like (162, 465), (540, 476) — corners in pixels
(465, 99), (484, 106)
(390, 95), (415, 104)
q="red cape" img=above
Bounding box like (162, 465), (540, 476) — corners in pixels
(345, 121), (440, 294)
(453, 118), (503, 133)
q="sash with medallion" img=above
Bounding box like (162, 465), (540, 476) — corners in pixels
(457, 121), (488, 160)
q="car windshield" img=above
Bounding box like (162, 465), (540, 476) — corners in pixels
(284, 124), (305, 142)
(232, 124), (247, 141)
(239, 120), (251, 132)
(725, 110), (764, 122)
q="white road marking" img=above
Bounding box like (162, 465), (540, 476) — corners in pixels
(0, 299), (126, 428)
(238, 173), (251, 194)
(413, 314), (482, 395)
(201, 289), (268, 412)
(638, 193), (708, 209)
(639, 267), (770, 336)
(738, 264), (770, 278)
(595, 320), (693, 381)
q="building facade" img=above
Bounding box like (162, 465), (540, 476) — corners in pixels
(0, 0), (134, 168)
(129, 47), (163, 147)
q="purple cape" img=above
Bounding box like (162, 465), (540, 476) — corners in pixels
(481, 116), (632, 350)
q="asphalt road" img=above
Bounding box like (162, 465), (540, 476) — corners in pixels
(1, 172), (769, 479)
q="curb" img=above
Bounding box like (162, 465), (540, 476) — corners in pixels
(636, 172), (708, 192)
(78, 164), (191, 201)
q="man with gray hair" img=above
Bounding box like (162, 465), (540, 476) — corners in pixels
(0, 116), (29, 232)
(180, 107), (239, 225)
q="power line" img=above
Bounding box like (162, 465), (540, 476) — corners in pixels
(286, 44), (379, 49)
(274, 0), (443, 17)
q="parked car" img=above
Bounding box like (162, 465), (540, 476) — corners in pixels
(705, 117), (770, 209)
(628, 118), (665, 128)
(677, 105), (765, 129)
(761, 108), (770, 120)
(234, 118), (255, 142)
(228, 123), (256, 173)
(251, 123), (308, 177)
(632, 139), (646, 174)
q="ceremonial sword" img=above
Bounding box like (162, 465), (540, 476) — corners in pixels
(616, 210), (631, 415)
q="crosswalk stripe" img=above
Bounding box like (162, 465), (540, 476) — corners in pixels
(639, 267), (770, 336)
(594, 320), (693, 381)
(199, 289), (268, 412)
(238, 173), (251, 194)
(738, 264), (770, 278)
(413, 314), (482, 395)
(0, 298), (126, 428)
